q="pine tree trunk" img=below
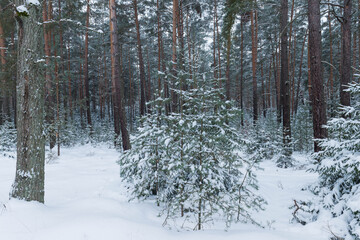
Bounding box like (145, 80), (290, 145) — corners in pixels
(171, 0), (179, 112)
(133, 0), (147, 116)
(225, 33), (231, 100)
(186, 9), (192, 80)
(214, 0), (221, 83)
(328, 0), (334, 100)
(272, 47), (281, 123)
(67, 44), (73, 119)
(213, 9), (217, 80)
(146, 47), (152, 111)
(280, 0), (291, 154)
(261, 62), (266, 117)
(0, 19), (8, 125)
(110, 0), (131, 150)
(84, 0), (92, 127)
(43, 0), (55, 150)
(47, 0), (60, 156)
(340, 0), (352, 109)
(251, 9), (258, 124)
(0, 19), (7, 123)
(240, 17), (244, 126)
(308, 0), (328, 152)
(294, 32), (307, 115)
(11, 0), (45, 203)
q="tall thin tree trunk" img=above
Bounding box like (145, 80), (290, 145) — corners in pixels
(328, 0), (334, 100)
(251, 9), (258, 124)
(43, 0), (55, 150)
(186, 9), (192, 80)
(261, 62), (266, 117)
(171, 0), (179, 112)
(308, 0), (328, 152)
(213, 9), (217, 80)
(0, 19), (8, 123)
(280, 0), (291, 155)
(110, 0), (131, 150)
(67, 44), (73, 119)
(294, 32), (307, 115)
(340, 0), (352, 108)
(84, 0), (92, 127)
(214, 0), (221, 84)
(271, 39), (281, 123)
(133, 0), (147, 116)
(47, 0), (60, 156)
(225, 33), (231, 100)
(146, 47), (152, 111)
(240, 17), (244, 126)
(288, 0), (295, 113)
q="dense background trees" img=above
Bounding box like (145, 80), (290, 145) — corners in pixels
(1, 0), (360, 236)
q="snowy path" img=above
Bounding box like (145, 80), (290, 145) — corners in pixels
(0, 145), (329, 240)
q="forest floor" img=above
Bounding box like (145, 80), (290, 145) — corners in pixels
(0, 144), (331, 240)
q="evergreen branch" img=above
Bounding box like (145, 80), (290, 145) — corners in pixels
(320, 2), (343, 9)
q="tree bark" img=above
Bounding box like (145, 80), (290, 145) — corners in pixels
(42, 0), (55, 150)
(240, 16), (244, 126)
(328, 0), (334, 99)
(84, 0), (92, 127)
(133, 0), (147, 116)
(251, 9), (258, 124)
(214, 0), (221, 84)
(225, 32), (231, 100)
(340, 0), (352, 108)
(67, 44), (72, 119)
(0, 18), (8, 123)
(109, 0), (131, 150)
(280, 0), (291, 152)
(11, 0), (45, 203)
(308, 0), (328, 152)
(294, 32), (307, 115)
(171, 0), (179, 112)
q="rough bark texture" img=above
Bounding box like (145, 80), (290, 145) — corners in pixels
(110, 0), (131, 150)
(340, 0), (352, 108)
(308, 0), (328, 152)
(133, 0), (147, 116)
(11, 0), (45, 203)
(280, 0), (291, 151)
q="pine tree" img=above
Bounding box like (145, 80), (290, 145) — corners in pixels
(120, 66), (265, 229)
(313, 82), (360, 239)
(11, 0), (45, 203)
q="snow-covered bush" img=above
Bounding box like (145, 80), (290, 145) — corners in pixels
(120, 74), (265, 230)
(57, 115), (115, 148)
(244, 111), (282, 162)
(292, 104), (313, 153)
(308, 82), (360, 239)
(0, 121), (16, 157)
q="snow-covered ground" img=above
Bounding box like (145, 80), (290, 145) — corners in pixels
(0, 144), (331, 240)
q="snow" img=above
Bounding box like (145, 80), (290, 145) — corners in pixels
(26, 0), (40, 6)
(16, 5), (28, 14)
(0, 144), (330, 240)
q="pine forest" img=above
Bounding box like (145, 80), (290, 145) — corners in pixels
(0, 0), (360, 239)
